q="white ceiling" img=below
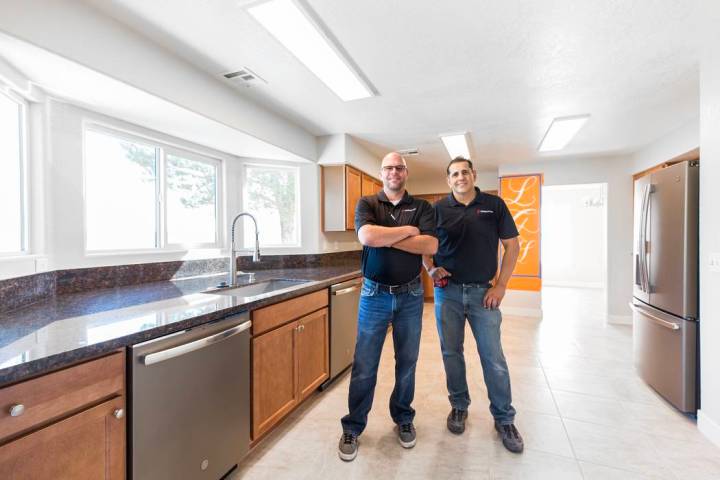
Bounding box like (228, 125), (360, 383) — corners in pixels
(83, 0), (700, 175)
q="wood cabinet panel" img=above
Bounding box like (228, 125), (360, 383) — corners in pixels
(0, 396), (125, 480)
(0, 352), (124, 442)
(345, 166), (362, 230)
(252, 290), (328, 336)
(252, 321), (298, 439)
(297, 308), (329, 401)
(360, 173), (376, 197)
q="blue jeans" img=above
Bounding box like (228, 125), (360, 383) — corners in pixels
(341, 277), (424, 435)
(434, 282), (516, 424)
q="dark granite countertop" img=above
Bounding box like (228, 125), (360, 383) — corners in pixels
(0, 266), (361, 387)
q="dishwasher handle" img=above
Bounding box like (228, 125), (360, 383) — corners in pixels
(332, 285), (360, 296)
(142, 320), (252, 366)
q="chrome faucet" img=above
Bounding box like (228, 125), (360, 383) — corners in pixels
(229, 212), (261, 287)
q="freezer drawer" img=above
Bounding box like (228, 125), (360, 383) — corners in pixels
(631, 301), (696, 412)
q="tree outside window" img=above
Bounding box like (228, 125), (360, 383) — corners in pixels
(243, 165), (299, 247)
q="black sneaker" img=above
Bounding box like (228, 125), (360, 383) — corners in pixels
(338, 432), (358, 461)
(494, 422), (524, 453)
(447, 408), (468, 434)
(397, 422), (416, 448)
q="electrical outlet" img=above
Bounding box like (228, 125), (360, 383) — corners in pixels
(710, 253), (720, 273)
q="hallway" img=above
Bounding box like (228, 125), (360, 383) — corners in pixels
(235, 287), (720, 479)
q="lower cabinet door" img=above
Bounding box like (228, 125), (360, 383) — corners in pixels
(252, 320), (298, 440)
(297, 308), (330, 401)
(0, 396), (125, 480)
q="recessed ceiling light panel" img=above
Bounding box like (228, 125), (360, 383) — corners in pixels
(248, 0), (373, 102)
(440, 132), (471, 160)
(538, 114), (590, 152)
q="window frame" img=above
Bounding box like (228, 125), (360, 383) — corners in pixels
(82, 124), (223, 254)
(0, 87), (29, 257)
(163, 146), (222, 249)
(242, 162), (301, 249)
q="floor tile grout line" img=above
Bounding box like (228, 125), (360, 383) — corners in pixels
(537, 352), (586, 479)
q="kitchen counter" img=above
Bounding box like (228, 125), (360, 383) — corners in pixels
(0, 266), (361, 387)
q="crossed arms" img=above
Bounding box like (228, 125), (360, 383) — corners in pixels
(358, 225), (438, 255)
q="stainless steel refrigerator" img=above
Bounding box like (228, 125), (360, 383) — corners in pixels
(631, 160), (699, 413)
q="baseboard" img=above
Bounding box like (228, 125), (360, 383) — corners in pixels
(698, 410), (720, 448)
(500, 306), (543, 318)
(608, 314), (632, 325)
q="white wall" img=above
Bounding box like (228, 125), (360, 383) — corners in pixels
(0, 0), (317, 162)
(541, 184), (606, 288)
(698, 5), (720, 447)
(631, 119), (699, 173)
(499, 155), (633, 321)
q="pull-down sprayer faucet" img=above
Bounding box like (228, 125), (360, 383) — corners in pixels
(229, 212), (261, 287)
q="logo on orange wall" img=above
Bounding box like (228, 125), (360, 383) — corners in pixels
(499, 174), (542, 291)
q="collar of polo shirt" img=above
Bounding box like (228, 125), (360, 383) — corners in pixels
(378, 190), (413, 205)
(448, 187), (483, 207)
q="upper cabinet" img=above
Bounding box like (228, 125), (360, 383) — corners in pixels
(322, 165), (382, 232)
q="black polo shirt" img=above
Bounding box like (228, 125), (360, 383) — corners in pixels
(434, 188), (519, 284)
(355, 190), (435, 285)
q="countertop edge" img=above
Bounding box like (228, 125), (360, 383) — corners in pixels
(0, 270), (362, 388)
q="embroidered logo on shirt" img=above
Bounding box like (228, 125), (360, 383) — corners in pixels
(476, 209), (494, 215)
(401, 208), (417, 212)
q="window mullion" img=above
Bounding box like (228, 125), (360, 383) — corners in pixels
(157, 147), (164, 249)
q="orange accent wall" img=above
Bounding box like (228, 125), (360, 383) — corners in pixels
(499, 174), (543, 291)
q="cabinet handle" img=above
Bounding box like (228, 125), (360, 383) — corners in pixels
(113, 408), (125, 419)
(298, 325), (305, 332)
(9, 404), (25, 417)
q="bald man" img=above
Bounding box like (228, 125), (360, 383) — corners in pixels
(338, 152), (438, 461)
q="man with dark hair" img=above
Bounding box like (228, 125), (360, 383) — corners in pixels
(423, 157), (524, 453)
(338, 152), (438, 461)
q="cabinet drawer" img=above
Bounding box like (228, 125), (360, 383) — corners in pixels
(0, 351), (125, 443)
(252, 290), (328, 335)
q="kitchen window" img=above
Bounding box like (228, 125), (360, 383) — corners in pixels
(84, 127), (221, 252)
(0, 89), (27, 255)
(242, 164), (299, 248)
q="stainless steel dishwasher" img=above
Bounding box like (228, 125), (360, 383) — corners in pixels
(129, 312), (251, 480)
(323, 277), (361, 388)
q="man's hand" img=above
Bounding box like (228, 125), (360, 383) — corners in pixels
(428, 266), (451, 281)
(404, 225), (421, 237)
(483, 284), (506, 309)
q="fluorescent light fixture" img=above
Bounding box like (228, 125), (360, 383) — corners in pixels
(248, 0), (373, 101)
(440, 132), (471, 159)
(538, 114), (590, 152)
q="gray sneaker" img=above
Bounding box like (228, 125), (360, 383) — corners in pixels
(338, 432), (358, 461)
(447, 408), (468, 434)
(397, 423), (416, 448)
(494, 422), (524, 453)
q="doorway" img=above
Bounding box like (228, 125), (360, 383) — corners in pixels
(541, 183), (608, 318)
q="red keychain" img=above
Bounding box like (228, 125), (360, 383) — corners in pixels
(433, 277), (449, 288)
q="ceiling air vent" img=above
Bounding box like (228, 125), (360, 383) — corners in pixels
(398, 148), (420, 156)
(223, 67), (266, 86)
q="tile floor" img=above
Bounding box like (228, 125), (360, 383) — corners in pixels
(232, 287), (720, 479)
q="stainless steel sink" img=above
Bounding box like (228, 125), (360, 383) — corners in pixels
(204, 279), (312, 298)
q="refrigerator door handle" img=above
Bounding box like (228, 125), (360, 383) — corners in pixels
(629, 302), (680, 330)
(637, 184), (649, 292)
(640, 184), (654, 293)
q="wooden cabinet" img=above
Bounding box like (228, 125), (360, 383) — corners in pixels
(297, 309), (330, 401)
(361, 172), (381, 197)
(0, 352), (126, 480)
(345, 166), (362, 230)
(321, 165), (383, 231)
(251, 291), (329, 441)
